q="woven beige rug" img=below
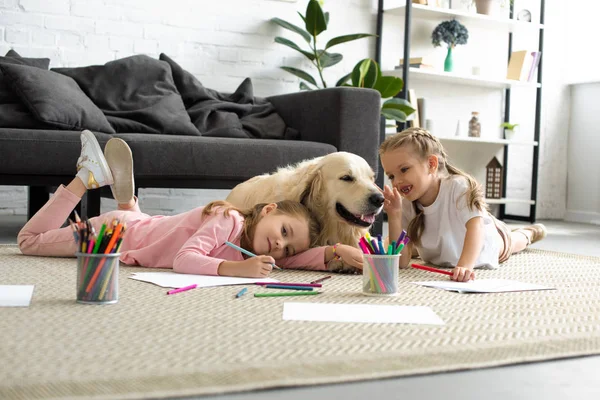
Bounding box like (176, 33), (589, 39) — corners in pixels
(1, 244), (600, 400)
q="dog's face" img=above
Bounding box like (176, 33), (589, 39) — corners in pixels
(306, 152), (384, 228)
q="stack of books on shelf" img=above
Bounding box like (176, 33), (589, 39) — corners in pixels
(506, 50), (541, 82)
(395, 57), (435, 70)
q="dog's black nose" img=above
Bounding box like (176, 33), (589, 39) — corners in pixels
(369, 192), (385, 207)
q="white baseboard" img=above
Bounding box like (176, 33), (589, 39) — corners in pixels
(565, 210), (600, 225)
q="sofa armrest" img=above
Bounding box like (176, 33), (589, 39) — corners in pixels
(267, 87), (381, 171)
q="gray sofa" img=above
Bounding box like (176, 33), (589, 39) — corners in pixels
(0, 87), (383, 226)
(0, 51), (384, 234)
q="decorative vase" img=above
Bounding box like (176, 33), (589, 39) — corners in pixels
(475, 0), (494, 15)
(444, 46), (453, 72)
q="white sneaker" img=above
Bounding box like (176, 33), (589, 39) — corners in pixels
(76, 130), (113, 189)
(104, 138), (134, 204)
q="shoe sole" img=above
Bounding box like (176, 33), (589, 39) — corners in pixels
(81, 130), (113, 186)
(104, 138), (134, 204)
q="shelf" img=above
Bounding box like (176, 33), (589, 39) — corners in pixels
(437, 136), (538, 146)
(385, 131), (538, 146)
(485, 198), (535, 205)
(383, 2), (544, 32)
(384, 68), (541, 89)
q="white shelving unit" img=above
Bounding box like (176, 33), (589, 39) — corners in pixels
(383, 2), (544, 32)
(376, 1), (545, 219)
(384, 67), (541, 89)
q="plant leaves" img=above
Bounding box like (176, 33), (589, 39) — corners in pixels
(381, 108), (408, 122)
(300, 81), (313, 91)
(351, 58), (377, 88)
(382, 98), (415, 119)
(373, 75), (403, 98)
(281, 66), (318, 86)
(271, 17), (311, 43)
(305, 0), (327, 37)
(274, 37), (315, 60)
(335, 72), (352, 87)
(297, 11), (306, 23)
(319, 51), (342, 68)
(324, 12), (329, 26)
(325, 33), (374, 50)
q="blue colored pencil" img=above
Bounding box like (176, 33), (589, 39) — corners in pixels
(224, 241), (282, 270)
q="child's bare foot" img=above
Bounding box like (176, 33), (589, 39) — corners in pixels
(104, 138), (135, 204)
(76, 130), (113, 189)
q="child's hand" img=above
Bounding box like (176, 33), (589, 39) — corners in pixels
(451, 266), (475, 282)
(335, 244), (364, 269)
(219, 256), (274, 278)
(383, 185), (402, 216)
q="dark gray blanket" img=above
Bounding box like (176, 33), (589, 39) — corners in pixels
(49, 54), (296, 139)
(159, 54), (298, 140)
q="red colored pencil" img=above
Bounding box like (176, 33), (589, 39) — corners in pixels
(410, 263), (453, 276)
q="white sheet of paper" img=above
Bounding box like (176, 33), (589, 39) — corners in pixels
(282, 302), (445, 325)
(129, 272), (278, 288)
(412, 279), (555, 293)
(0, 285), (34, 307)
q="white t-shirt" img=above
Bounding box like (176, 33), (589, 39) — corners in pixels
(401, 175), (500, 269)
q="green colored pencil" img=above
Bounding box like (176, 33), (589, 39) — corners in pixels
(254, 292), (321, 297)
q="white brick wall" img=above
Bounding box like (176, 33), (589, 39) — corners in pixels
(0, 0), (568, 219)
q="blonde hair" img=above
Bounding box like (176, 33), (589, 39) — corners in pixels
(202, 200), (321, 253)
(379, 127), (488, 246)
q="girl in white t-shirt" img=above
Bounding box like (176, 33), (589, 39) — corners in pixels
(380, 127), (546, 282)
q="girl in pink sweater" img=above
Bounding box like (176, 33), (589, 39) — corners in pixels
(18, 130), (364, 277)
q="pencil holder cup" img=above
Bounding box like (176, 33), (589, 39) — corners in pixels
(362, 254), (400, 296)
(76, 252), (120, 305)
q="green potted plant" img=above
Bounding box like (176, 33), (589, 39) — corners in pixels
(431, 20), (468, 72)
(271, 0), (415, 122)
(500, 122), (519, 140)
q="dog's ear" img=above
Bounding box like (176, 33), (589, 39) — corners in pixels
(300, 169), (324, 207)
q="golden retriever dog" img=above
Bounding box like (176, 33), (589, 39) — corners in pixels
(226, 152), (384, 271)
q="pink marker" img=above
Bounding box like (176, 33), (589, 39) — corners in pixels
(167, 284), (198, 295)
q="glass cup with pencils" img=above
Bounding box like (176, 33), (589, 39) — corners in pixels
(70, 215), (124, 305)
(358, 233), (405, 296)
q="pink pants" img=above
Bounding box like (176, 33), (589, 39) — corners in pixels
(18, 185), (150, 257)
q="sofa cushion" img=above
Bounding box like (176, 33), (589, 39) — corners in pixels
(0, 63), (115, 133)
(53, 55), (200, 136)
(0, 50), (53, 129)
(0, 129), (336, 183)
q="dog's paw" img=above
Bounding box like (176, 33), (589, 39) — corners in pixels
(326, 259), (361, 275)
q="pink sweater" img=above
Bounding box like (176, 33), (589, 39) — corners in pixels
(119, 206), (327, 275)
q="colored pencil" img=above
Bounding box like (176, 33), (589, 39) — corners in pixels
(255, 282), (322, 288)
(167, 284), (198, 295)
(411, 263), (453, 276)
(310, 276), (331, 284)
(254, 291), (321, 297)
(264, 284), (314, 291)
(235, 287), (248, 298)
(224, 241), (282, 270)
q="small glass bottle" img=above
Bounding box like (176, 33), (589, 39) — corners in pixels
(468, 112), (481, 138)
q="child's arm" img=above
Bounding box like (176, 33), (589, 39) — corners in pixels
(383, 185), (403, 243)
(399, 242), (413, 268)
(452, 216), (485, 282)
